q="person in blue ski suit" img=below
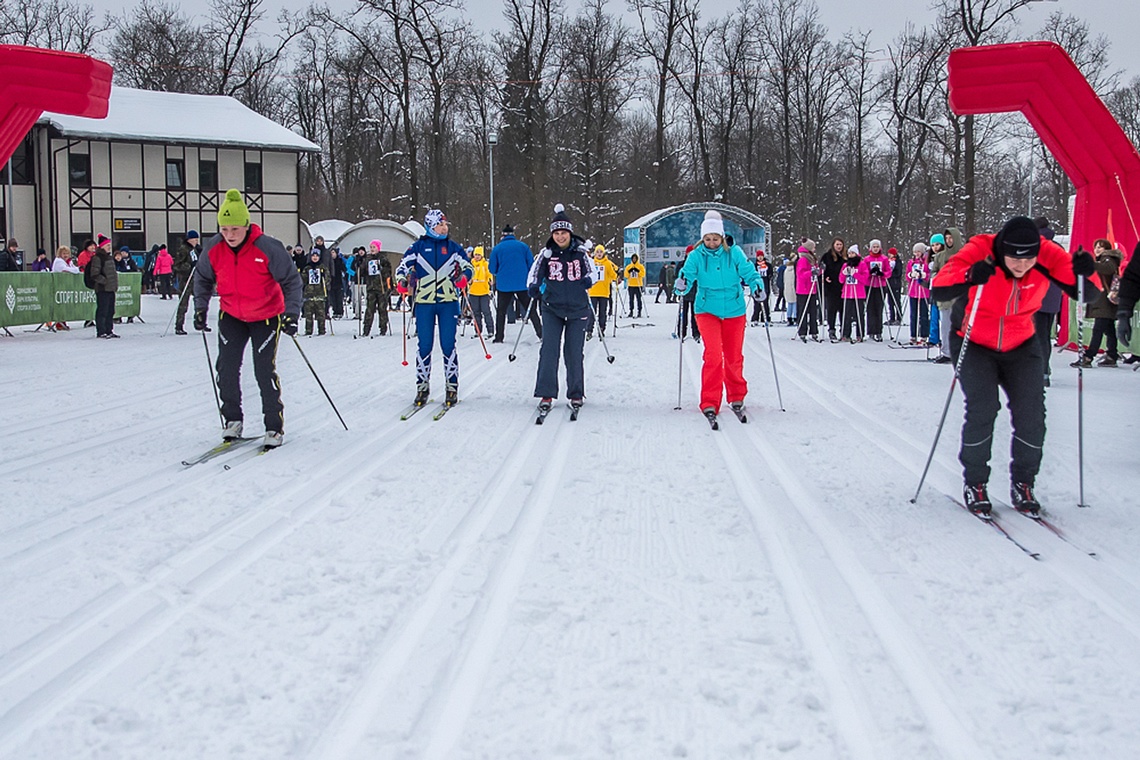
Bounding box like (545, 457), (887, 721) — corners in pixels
(395, 209), (473, 407)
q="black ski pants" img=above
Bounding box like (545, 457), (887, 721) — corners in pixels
(1033, 310), (1058, 377)
(796, 293), (819, 337)
(95, 290), (116, 336)
(535, 308), (587, 400)
(841, 297), (865, 340)
(588, 296), (610, 335)
(627, 286), (643, 316)
(866, 287), (886, 337)
(954, 335), (1046, 487)
(175, 271), (193, 330)
(495, 290), (542, 342)
(824, 285), (842, 332)
(216, 312), (284, 433)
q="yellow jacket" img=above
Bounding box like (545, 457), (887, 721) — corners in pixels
(588, 256), (618, 297)
(470, 255), (492, 296)
(625, 262), (646, 287)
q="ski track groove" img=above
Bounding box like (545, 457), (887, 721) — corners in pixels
(0, 354), (512, 754)
(2, 382), (192, 440)
(768, 345), (1140, 643)
(683, 349), (975, 760)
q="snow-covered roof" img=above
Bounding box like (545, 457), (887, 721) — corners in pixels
(39, 86), (319, 152)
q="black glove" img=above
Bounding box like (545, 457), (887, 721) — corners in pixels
(528, 285), (541, 299)
(968, 259), (996, 285)
(870, 265), (882, 276)
(1118, 310), (1133, 345)
(1072, 247), (1096, 277)
(281, 314), (299, 336)
(193, 309), (207, 331)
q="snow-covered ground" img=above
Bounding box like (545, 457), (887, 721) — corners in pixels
(2, 294), (1139, 759)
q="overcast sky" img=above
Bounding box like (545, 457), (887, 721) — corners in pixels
(101, 0), (1138, 80)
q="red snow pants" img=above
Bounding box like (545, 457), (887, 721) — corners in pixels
(694, 313), (747, 414)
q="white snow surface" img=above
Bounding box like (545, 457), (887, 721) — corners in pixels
(2, 297), (1140, 759)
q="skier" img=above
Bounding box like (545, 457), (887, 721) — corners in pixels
(361, 240), (391, 337)
(930, 215), (1096, 515)
(467, 246), (495, 337)
(329, 247), (348, 318)
(886, 247), (903, 325)
(586, 243), (618, 339)
(674, 210), (764, 424)
(395, 209), (473, 408)
(906, 243), (931, 344)
(624, 253), (646, 317)
(750, 252), (772, 326)
(864, 239), (892, 341)
(301, 249), (330, 336)
(838, 244), (869, 342)
(192, 189), (302, 448)
(927, 232), (956, 362)
(528, 204), (600, 413)
(822, 237), (845, 341)
(794, 239), (821, 342)
(1071, 238), (1123, 367)
(489, 224), (542, 343)
(173, 230), (201, 335)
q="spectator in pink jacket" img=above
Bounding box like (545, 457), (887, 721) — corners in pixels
(864, 239), (892, 342)
(905, 243), (931, 343)
(839, 244), (871, 342)
(794, 238), (821, 342)
(154, 244), (175, 299)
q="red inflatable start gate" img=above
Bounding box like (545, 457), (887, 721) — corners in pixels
(948, 41), (1140, 346)
(0, 45), (112, 168)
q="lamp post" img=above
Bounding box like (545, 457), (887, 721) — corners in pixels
(487, 130), (498, 245)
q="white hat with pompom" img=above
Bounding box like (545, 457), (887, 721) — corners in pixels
(700, 210), (725, 239)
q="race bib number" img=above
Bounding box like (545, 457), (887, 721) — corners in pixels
(368, 259), (380, 277)
(910, 264), (922, 279)
(308, 269), (323, 285)
(845, 271), (858, 285)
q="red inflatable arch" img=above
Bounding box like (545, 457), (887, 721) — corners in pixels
(948, 41), (1140, 345)
(0, 44), (113, 167)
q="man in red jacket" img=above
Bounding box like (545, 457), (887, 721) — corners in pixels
(931, 216), (1097, 516)
(192, 189), (302, 448)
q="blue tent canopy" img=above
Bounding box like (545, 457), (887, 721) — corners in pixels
(622, 203), (772, 282)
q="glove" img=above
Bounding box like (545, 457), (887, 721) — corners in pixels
(751, 288), (765, 301)
(968, 259), (995, 285)
(1118, 311), (1133, 345)
(396, 278), (408, 295)
(870, 265), (882, 277)
(1072, 247), (1096, 277)
(528, 284), (541, 299)
(455, 276), (468, 290)
(281, 314), (299, 336)
(193, 309), (207, 331)
(674, 276), (687, 295)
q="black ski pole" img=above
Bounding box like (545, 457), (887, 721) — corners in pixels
(290, 333), (349, 430)
(201, 328), (224, 428)
(508, 298), (535, 362)
(911, 283), (985, 503)
(1076, 276), (1089, 508)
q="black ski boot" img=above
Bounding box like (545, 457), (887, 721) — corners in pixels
(963, 483), (993, 517)
(1010, 481), (1041, 516)
(414, 385), (429, 407)
(445, 385), (458, 407)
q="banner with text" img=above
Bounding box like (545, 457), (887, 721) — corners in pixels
(0, 272), (142, 327)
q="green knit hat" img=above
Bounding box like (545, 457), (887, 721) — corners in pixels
(217, 188), (251, 227)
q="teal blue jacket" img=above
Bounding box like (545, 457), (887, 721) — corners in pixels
(677, 243), (763, 319)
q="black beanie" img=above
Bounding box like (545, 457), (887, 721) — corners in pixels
(550, 203), (572, 233)
(502, 224), (514, 235)
(994, 216), (1041, 259)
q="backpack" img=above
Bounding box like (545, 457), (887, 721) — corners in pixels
(83, 255), (98, 289)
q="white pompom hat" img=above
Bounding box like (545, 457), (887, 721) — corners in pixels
(700, 210), (725, 238)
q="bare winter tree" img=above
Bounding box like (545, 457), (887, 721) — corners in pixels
(1107, 77), (1140, 152)
(837, 30), (883, 241)
(0, 0), (108, 53)
(109, 1), (215, 93)
(204, 0), (306, 117)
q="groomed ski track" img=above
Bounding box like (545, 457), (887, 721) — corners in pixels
(2, 297), (1140, 759)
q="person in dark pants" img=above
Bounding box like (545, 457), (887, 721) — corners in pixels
(89, 243), (119, 338)
(1071, 239), (1123, 368)
(173, 231), (201, 334)
(821, 237), (845, 340)
(1032, 218), (1062, 384)
(676, 247), (700, 341)
(489, 224), (542, 343)
(329, 248), (348, 318)
(193, 189), (302, 448)
(931, 215), (1096, 516)
(528, 204), (599, 409)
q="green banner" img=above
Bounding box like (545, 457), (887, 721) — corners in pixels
(0, 272), (143, 327)
(0, 273), (54, 328)
(1067, 297), (1138, 354)
(51, 272), (97, 323)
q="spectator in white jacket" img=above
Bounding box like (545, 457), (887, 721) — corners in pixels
(51, 245), (80, 331)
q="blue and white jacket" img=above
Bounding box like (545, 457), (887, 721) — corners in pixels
(527, 234), (600, 319)
(396, 234), (473, 305)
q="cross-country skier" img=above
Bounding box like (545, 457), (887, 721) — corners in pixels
(528, 204), (600, 412)
(192, 189), (302, 448)
(361, 240), (391, 336)
(864, 239), (891, 341)
(301, 249), (329, 336)
(395, 209), (473, 408)
(586, 244), (618, 339)
(930, 215), (1096, 515)
(674, 210), (765, 423)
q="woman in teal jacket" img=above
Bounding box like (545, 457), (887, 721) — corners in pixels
(675, 210), (764, 420)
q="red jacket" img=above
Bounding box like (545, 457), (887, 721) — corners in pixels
(932, 234), (1075, 352)
(193, 224), (302, 322)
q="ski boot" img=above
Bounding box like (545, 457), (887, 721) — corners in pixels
(1010, 481), (1041, 516)
(414, 384), (430, 407)
(570, 398), (583, 411)
(445, 384), (458, 407)
(222, 420), (244, 441)
(263, 430), (284, 448)
(963, 483), (993, 517)
(539, 397), (553, 412)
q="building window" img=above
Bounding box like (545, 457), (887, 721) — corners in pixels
(69, 153), (91, 187)
(199, 159), (218, 191)
(166, 159), (185, 189)
(10, 136), (33, 185)
(244, 161), (262, 194)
